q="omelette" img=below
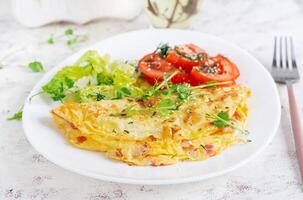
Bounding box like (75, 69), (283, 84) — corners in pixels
(51, 85), (250, 166)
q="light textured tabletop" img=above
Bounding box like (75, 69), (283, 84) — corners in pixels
(1, 0), (303, 199)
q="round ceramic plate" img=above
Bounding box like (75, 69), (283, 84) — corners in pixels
(22, 29), (281, 185)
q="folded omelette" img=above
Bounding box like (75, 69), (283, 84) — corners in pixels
(51, 85), (250, 166)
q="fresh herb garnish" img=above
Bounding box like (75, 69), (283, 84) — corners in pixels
(142, 71), (178, 100)
(190, 81), (233, 90)
(110, 105), (138, 117)
(96, 93), (105, 101)
(28, 61), (44, 72)
(156, 98), (180, 116)
(212, 111), (229, 128)
(170, 84), (192, 100)
(65, 77), (74, 88)
(0, 63), (3, 70)
(128, 121), (134, 124)
(123, 130), (130, 134)
(206, 111), (249, 135)
(174, 47), (204, 61)
(7, 107), (23, 121)
(200, 144), (207, 151)
(156, 43), (171, 58)
(120, 87), (131, 96)
(115, 87), (132, 99)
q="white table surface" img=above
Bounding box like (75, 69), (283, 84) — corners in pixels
(1, 0), (303, 199)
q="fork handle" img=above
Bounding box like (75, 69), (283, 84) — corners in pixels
(287, 83), (303, 181)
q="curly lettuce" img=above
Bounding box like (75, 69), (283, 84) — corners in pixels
(42, 50), (138, 102)
(42, 66), (93, 101)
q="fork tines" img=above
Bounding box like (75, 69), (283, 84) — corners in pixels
(271, 36), (300, 83)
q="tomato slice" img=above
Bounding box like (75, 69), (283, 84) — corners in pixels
(166, 43), (208, 73)
(138, 53), (188, 85)
(189, 55), (240, 85)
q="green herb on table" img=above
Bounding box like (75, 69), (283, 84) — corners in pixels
(64, 28), (74, 36)
(67, 35), (87, 46)
(0, 63), (4, 69)
(67, 36), (79, 46)
(47, 28), (86, 46)
(47, 36), (55, 44)
(7, 107), (23, 121)
(28, 61), (44, 72)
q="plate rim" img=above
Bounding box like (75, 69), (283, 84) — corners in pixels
(22, 28), (281, 185)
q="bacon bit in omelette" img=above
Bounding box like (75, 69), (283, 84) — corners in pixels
(181, 139), (193, 148)
(171, 126), (181, 138)
(204, 144), (215, 156)
(233, 111), (241, 120)
(137, 96), (158, 108)
(115, 149), (123, 157)
(183, 111), (200, 125)
(139, 146), (149, 155)
(150, 160), (165, 167)
(188, 146), (200, 157)
(69, 122), (78, 130)
(161, 125), (172, 139)
(148, 135), (158, 141)
(76, 136), (87, 143)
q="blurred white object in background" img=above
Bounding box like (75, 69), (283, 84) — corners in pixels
(11, 0), (143, 27)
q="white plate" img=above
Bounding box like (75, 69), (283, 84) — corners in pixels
(22, 29), (281, 185)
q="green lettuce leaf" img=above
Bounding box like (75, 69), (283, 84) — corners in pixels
(42, 50), (137, 102)
(42, 66), (92, 101)
(75, 50), (110, 73)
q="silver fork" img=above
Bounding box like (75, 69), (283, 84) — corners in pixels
(271, 36), (303, 181)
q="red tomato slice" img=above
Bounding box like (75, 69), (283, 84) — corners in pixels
(166, 43), (208, 73)
(138, 53), (188, 85)
(189, 55), (240, 85)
